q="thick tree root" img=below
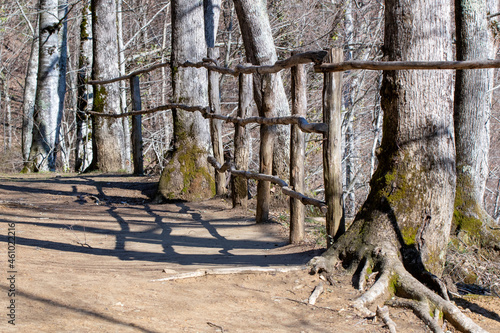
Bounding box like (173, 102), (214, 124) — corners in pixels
(309, 250), (489, 333)
(376, 306), (397, 333)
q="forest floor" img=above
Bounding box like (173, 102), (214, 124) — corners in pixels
(0, 173), (499, 333)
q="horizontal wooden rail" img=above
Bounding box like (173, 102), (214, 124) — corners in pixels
(208, 156), (327, 212)
(314, 59), (500, 72)
(87, 51), (500, 85)
(85, 104), (327, 134)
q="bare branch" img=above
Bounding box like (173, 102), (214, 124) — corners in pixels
(208, 156), (327, 211)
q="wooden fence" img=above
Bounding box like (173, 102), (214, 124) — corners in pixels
(87, 49), (500, 246)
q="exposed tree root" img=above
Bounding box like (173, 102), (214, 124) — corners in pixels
(309, 245), (489, 333)
(376, 306), (397, 333)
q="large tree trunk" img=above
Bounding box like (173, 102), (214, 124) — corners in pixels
(75, 1), (93, 172)
(454, 0), (499, 241)
(29, 0), (61, 172)
(232, 0), (290, 182)
(21, 28), (39, 167)
(87, 0), (126, 172)
(155, 0), (214, 202)
(308, 1), (487, 331)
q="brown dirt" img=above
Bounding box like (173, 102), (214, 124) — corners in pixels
(0, 174), (499, 332)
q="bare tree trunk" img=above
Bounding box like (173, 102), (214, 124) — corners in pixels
(22, 28), (38, 167)
(117, 0), (132, 172)
(233, 0), (290, 182)
(56, 0), (68, 170)
(308, 3), (485, 331)
(313, 0), (455, 279)
(75, 1), (93, 172)
(156, 0), (214, 202)
(454, 0), (498, 235)
(29, 0), (61, 172)
(232, 68), (252, 209)
(204, 1), (225, 195)
(289, 57), (306, 243)
(87, 0), (126, 172)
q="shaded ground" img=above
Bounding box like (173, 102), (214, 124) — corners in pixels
(0, 174), (499, 332)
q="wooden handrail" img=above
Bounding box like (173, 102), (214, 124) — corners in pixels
(208, 156), (327, 212)
(85, 104), (327, 134)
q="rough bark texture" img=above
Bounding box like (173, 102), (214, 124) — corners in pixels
(75, 2), (92, 172)
(307, 3), (490, 331)
(323, 49), (345, 246)
(289, 59), (306, 244)
(87, 0), (126, 172)
(29, 0), (61, 172)
(22, 30), (39, 166)
(454, 0), (499, 242)
(156, 0), (214, 202)
(315, 0), (455, 286)
(232, 69), (252, 209)
(130, 75), (143, 175)
(207, 47), (226, 195)
(233, 0), (290, 182)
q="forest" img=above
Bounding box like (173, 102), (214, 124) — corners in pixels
(1, 0), (500, 332)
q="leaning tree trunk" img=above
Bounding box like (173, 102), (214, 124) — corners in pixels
(233, 0), (290, 182)
(454, 0), (500, 244)
(155, 0), (214, 202)
(87, 0), (126, 172)
(310, 1), (486, 331)
(21, 28), (39, 167)
(29, 0), (61, 172)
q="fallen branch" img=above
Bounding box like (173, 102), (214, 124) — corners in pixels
(208, 156), (327, 212)
(151, 266), (306, 282)
(308, 282), (324, 305)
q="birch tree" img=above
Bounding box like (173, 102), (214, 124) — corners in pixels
(29, 0), (61, 171)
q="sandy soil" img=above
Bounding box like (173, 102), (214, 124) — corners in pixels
(0, 174), (499, 332)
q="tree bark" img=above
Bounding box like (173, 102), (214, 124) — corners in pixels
(314, 0), (455, 282)
(289, 57), (306, 244)
(117, 0), (132, 173)
(454, 0), (499, 237)
(29, 0), (62, 172)
(232, 68), (252, 209)
(233, 0), (290, 182)
(87, 0), (126, 172)
(75, 1), (93, 172)
(22, 28), (39, 167)
(323, 49), (344, 246)
(156, 0), (214, 202)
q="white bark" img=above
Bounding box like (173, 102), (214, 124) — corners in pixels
(29, 0), (61, 171)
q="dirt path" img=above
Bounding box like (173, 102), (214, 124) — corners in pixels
(0, 174), (499, 332)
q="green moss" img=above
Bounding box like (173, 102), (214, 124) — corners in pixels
(93, 86), (108, 113)
(453, 173), (483, 238)
(388, 273), (399, 296)
(401, 226), (418, 245)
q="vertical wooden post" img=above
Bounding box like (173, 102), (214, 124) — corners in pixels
(323, 48), (344, 247)
(290, 54), (306, 243)
(130, 75), (143, 175)
(256, 73), (277, 223)
(208, 47), (226, 195)
(232, 66), (252, 209)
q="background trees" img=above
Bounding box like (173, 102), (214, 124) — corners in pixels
(0, 0), (499, 226)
